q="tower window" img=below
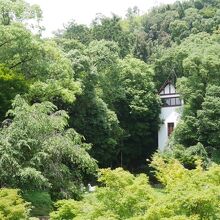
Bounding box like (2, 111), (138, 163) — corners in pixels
(161, 97), (181, 107)
(167, 122), (174, 136)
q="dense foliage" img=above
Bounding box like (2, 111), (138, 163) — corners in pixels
(0, 96), (97, 199)
(0, 0), (220, 217)
(50, 155), (220, 220)
(54, 0), (220, 167)
(57, 37), (160, 169)
(0, 65), (28, 121)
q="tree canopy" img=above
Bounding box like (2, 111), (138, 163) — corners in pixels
(0, 0), (220, 217)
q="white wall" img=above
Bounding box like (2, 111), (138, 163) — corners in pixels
(158, 106), (182, 151)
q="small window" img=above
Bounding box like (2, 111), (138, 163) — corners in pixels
(167, 123), (174, 136)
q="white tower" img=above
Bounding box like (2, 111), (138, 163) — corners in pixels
(158, 80), (183, 151)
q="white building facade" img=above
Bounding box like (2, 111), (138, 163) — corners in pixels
(158, 81), (183, 151)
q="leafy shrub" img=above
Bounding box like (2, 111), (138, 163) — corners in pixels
(0, 188), (30, 220)
(50, 168), (155, 219)
(50, 156), (220, 219)
(149, 155), (220, 219)
(159, 142), (209, 169)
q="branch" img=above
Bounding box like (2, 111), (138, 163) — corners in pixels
(0, 38), (14, 48)
(9, 57), (33, 69)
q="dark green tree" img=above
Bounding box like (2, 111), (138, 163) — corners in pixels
(0, 65), (28, 120)
(113, 56), (161, 169)
(56, 21), (92, 45)
(91, 14), (132, 57)
(197, 85), (220, 150)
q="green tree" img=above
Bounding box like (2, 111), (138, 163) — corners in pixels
(0, 65), (28, 120)
(114, 56), (161, 169)
(91, 14), (132, 57)
(27, 39), (82, 104)
(148, 155), (220, 220)
(68, 39), (161, 169)
(197, 85), (220, 150)
(68, 42), (123, 167)
(0, 20), (81, 104)
(22, 191), (52, 217)
(0, 0), (42, 26)
(0, 96), (97, 199)
(82, 42), (161, 169)
(0, 188), (30, 220)
(131, 0), (220, 62)
(171, 32), (220, 149)
(55, 21), (92, 45)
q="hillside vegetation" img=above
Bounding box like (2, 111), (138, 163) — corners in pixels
(0, 0), (220, 219)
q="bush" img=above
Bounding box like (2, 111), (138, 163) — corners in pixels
(149, 155), (220, 219)
(50, 156), (220, 219)
(0, 188), (30, 220)
(159, 142), (209, 169)
(50, 168), (155, 219)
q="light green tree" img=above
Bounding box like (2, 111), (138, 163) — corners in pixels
(51, 156), (220, 219)
(0, 188), (30, 220)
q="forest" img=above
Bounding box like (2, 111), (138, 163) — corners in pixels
(0, 0), (220, 219)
